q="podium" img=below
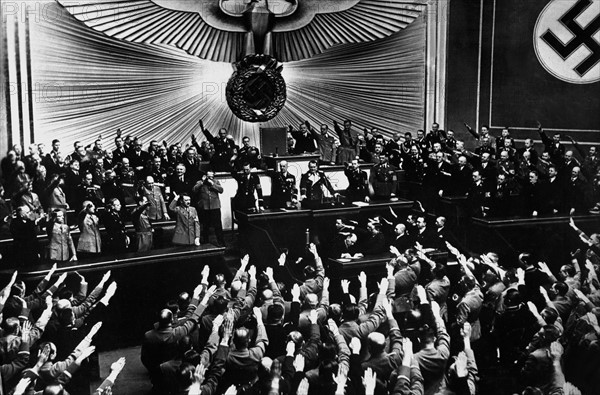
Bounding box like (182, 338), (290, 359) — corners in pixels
(260, 127), (288, 157)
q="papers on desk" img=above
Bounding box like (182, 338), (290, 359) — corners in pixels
(337, 258), (352, 263)
(353, 201), (369, 207)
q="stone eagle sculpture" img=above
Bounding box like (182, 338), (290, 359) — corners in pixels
(56, 0), (426, 121)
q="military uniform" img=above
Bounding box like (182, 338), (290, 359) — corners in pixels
(344, 168), (369, 201)
(231, 171), (264, 211)
(237, 145), (262, 169)
(268, 170), (297, 209)
(203, 129), (238, 172)
(369, 163), (398, 199)
(300, 170), (336, 208)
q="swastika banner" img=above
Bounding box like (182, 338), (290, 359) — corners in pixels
(491, 0), (599, 133)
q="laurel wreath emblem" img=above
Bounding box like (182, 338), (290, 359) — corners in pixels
(226, 54), (287, 122)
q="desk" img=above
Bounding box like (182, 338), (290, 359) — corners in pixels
(235, 200), (415, 264)
(470, 213), (600, 268)
(328, 250), (448, 278)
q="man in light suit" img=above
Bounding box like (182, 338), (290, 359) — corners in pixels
(169, 194), (201, 246)
(192, 171), (224, 246)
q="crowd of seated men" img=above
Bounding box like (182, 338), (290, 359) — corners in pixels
(139, 214), (599, 395)
(0, 264), (124, 394)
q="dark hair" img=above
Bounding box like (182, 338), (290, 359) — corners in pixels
(3, 297), (23, 319)
(166, 300), (180, 317)
(504, 289), (522, 308)
(419, 324), (436, 345)
(176, 336), (192, 356)
(211, 297), (228, 315)
(342, 303), (360, 322)
(433, 263), (447, 279)
(304, 265), (317, 279)
(267, 304), (284, 323)
(57, 286), (73, 300)
(176, 363), (196, 389)
(553, 281), (569, 297)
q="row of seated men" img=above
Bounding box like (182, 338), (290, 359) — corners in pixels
(140, 213), (600, 395)
(0, 264), (124, 394)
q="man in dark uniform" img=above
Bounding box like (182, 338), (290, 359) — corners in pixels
(237, 136), (262, 169)
(289, 123), (316, 154)
(425, 122), (447, 148)
(474, 137), (495, 159)
(344, 159), (369, 202)
(299, 160), (338, 208)
(267, 160), (297, 209)
(538, 123), (565, 165)
(333, 120), (359, 164)
(415, 130), (430, 158)
(199, 120), (238, 172)
(467, 170), (489, 217)
(368, 154), (398, 200)
(231, 163), (264, 211)
(403, 145), (425, 183)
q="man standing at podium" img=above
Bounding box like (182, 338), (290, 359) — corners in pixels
(344, 159), (369, 202)
(268, 160), (297, 209)
(368, 153), (398, 200)
(300, 160), (338, 208)
(231, 163), (264, 212)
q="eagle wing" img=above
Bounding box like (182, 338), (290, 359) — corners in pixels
(273, 0), (427, 62)
(55, 0), (246, 62)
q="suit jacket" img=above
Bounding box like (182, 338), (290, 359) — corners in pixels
(477, 162), (498, 189)
(127, 150), (152, 171)
(540, 177), (564, 214)
(102, 210), (128, 251)
(369, 163), (398, 197)
(182, 158), (202, 183)
(77, 213), (101, 253)
(415, 226), (436, 248)
(232, 171), (264, 210)
(10, 217), (40, 265)
(46, 223), (75, 261)
(344, 168), (369, 201)
(47, 186), (68, 209)
(392, 235), (413, 253)
(425, 161), (452, 193)
(140, 185), (168, 220)
(451, 164), (473, 195)
(141, 302), (206, 374)
(42, 153), (63, 177)
(268, 171), (297, 208)
(193, 179), (223, 210)
(112, 147), (128, 163)
(300, 171), (335, 202)
(169, 201), (200, 245)
(167, 174), (192, 196)
(467, 181), (489, 217)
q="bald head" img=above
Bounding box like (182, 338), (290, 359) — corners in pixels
(305, 293), (319, 308)
(158, 309), (173, 328)
(367, 332), (386, 355)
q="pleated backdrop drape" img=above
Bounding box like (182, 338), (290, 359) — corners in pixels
(30, 2), (425, 149)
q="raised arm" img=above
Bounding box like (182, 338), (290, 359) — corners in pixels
(249, 307), (269, 361)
